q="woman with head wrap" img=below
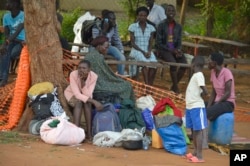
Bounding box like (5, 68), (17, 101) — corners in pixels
(206, 52), (235, 121)
(84, 36), (134, 101)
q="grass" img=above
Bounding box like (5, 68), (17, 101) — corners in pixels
(0, 131), (38, 144)
(0, 131), (22, 144)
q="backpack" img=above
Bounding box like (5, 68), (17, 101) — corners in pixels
(30, 93), (54, 120)
(92, 103), (122, 136)
(81, 17), (102, 44)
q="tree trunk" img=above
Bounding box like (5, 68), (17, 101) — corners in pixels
(180, 0), (189, 26)
(206, 0), (214, 36)
(18, 0), (72, 131)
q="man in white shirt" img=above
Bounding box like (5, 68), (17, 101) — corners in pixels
(145, 0), (167, 27)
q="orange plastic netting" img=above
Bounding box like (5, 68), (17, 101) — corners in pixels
(0, 48), (249, 131)
(0, 46), (31, 130)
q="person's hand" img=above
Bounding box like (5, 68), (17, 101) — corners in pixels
(94, 101), (104, 111)
(174, 49), (183, 58)
(102, 18), (110, 34)
(142, 51), (150, 59)
(145, 51), (151, 59)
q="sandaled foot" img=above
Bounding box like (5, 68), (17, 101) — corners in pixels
(187, 156), (205, 163)
(182, 153), (194, 159)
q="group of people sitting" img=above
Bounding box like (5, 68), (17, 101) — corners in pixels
(0, 0), (236, 162)
(63, 2), (236, 163)
(73, 1), (186, 94)
(64, 34), (235, 162)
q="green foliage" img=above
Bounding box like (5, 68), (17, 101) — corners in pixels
(0, 10), (7, 25)
(61, 8), (83, 42)
(183, 17), (206, 36)
(212, 6), (233, 38)
(117, 0), (145, 41)
(192, 0), (250, 42)
(117, 19), (130, 41)
(118, 0), (145, 22)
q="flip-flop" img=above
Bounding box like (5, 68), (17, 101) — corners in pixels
(187, 156), (205, 163)
(182, 153), (193, 159)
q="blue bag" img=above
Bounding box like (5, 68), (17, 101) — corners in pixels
(141, 108), (154, 131)
(157, 123), (187, 155)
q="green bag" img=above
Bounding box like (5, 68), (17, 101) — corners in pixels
(118, 99), (145, 130)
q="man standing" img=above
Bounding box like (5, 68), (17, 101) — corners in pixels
(145, 0), (167, 27)
(0, 0), (25, 87)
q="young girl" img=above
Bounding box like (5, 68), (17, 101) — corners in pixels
(128, 6), (157, 85)
(185, 56), (208, 163)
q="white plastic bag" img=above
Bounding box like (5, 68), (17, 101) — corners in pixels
(136, 95), (156, 111)
(40, 118), (85, 145)
(71, 11), (96, 52)
(93, 131), (122, 147)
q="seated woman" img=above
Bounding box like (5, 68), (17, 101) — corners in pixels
(128, 6), (157, 86)
(207, 52), (235, 121)
(64, 59), (103, 141)
(84, 36), (134, 101)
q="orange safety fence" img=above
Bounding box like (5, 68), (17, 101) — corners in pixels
(0, 46), (31, 130)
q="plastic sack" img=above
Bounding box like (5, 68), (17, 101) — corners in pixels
(157, 124), (187, 155)
(40, 118), (85, 145)
(136, 95), (156, 111)
(28, 82), (54, 100)
(141, 108), (154, 131)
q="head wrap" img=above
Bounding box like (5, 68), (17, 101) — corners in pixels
(90, 36), (109, 47)
(210, 52), (224, 66)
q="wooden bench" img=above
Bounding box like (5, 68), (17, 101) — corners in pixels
(182, 41), (210, 56)
(187, 35), (250, 59)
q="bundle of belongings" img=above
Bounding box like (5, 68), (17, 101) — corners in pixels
(28, 82), (85, 146)
(90, 92), (189, 154)
(136, 96), (190, 156)
(91, 91), (146, 137)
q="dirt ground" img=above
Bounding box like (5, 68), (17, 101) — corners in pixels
(0, 61), (250, 166)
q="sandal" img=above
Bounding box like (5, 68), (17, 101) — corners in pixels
(187, 156), (205, 163)
(182, 153), (194, 159)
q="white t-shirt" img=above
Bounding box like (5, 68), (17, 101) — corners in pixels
(185, 72), (206, 109)
(147, 4), (167, 26)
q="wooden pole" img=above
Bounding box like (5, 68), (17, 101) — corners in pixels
(180, 0), (189, 26)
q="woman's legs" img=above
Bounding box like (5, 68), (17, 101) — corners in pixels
(206, 101), (234, 121)
(142, 66), (149, 84)
(83, 102), (93, 139)
(148, 67), (157, 86)
(73, 101), (83, 127)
